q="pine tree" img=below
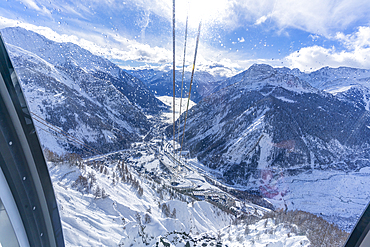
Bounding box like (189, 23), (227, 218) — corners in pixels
(138, 187), (144, 197)
(144, 213), (151, 224)
(171, 208), (176, 219)
(102, 188), (108, 198)
(94, 185), (101, 199)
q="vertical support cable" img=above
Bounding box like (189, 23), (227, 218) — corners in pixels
(177, 14), (188, 153)
(180, 22), (201, 153)
(172, 0), (176, 157)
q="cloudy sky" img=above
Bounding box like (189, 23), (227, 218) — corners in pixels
(0, 0), (370, 77)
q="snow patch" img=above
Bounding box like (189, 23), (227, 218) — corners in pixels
(275, 96), (296, 103)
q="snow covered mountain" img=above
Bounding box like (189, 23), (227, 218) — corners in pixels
(1, 27), (165, 154)
(277, 66), (370, 90)
(126, 69), (225, 103)
(175, 64), (370, 176)
(2, 27), (167, 114)
(279, 66), (370, 118)
(171, 64), (370, 230)
(2, 25), (362, 241)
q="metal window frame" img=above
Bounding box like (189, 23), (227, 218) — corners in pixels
(345, 202), (370, 247)
(0, 33), (64, 247)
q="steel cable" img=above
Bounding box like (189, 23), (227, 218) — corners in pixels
(180, 21), (201, 154)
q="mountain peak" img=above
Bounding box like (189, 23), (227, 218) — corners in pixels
(246, 63), (275, 78)
(249, 63), (274, 71)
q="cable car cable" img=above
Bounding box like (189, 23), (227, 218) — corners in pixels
(172, 0), (176, 158)
(31, 112), (97, 153)
(33, 120), (99, 156)
(177, 12), (189, 152)
(34, 125), (96, 157)
(30, 112), (102, 156)
(180, 21), (201, 154)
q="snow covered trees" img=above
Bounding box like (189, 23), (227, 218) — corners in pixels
(260, 210), (349, 246)
(160, 203), (177, 219)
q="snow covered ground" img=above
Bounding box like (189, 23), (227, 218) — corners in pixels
(50, 160), (231, 246)
(156, 96), (196, 124)
(283, 169), (370, 231)
(162, 138), (369, 232)
(48, 148), (311, 246)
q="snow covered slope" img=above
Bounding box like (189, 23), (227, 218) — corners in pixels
(171, 64), (370, 230)
(50, 161), (230, 246)
(48, 149), (314, 246)
(5, 42), (148, 154)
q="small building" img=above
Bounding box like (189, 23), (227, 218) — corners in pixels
(205, 193), (222, 202)
(193, 191), (205, 200)
(180, 151), (190, 158)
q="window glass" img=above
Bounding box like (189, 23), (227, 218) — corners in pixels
(1, 0), (370, 246)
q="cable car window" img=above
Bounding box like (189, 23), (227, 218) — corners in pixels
(0, 0), (370, 246)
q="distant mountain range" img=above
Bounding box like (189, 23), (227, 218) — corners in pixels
(126, 68), (225, 103)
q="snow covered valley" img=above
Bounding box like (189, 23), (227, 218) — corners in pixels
(155, 96), (197, 124)
(3, 27), (364, 246)
(282, 168), (370, 232)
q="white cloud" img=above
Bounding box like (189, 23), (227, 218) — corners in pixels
(19, 0), (51, 16)
(0, 16), (171, 64)
(255, 15), (268, 25)
(228, 0), (370, 37)
(21, 0), (42, 11)
(285, 27), (370, 72)
(121, 0), (370, 37)
(309, 34), (320, 41)
(335, 26), (370, 50)
(109, 0), (369, 36)
(238, 37), (245, 43)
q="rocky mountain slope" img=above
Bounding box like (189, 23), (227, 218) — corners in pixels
(277, 66), (370, 90)
(173, 64), (370, 184)
(1, 27), (166, 154)
(278, 66), (370, 111)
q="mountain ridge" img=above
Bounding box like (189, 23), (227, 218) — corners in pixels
(172, 64), (370, 184)
(1, 27), (161, 154)
(126, 68), (225, 103)
(2, 26), (167, 114)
